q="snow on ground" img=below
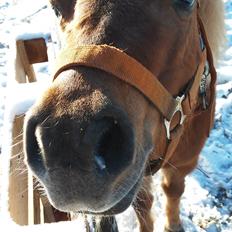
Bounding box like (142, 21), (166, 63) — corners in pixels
(0, 1), (231, 232)
(0, 0), (52, 153)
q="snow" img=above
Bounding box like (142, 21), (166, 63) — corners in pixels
(15, 31), (51, 41)
(0, 0), (232, 231)
(4, 81), (49, 123)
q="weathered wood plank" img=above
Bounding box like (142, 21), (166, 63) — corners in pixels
(16, 40), (36, 83)
(24, 38), (48, 64)
(8, 115), (28, 225)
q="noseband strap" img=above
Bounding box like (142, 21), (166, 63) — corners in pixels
(54, 45), (179, 121)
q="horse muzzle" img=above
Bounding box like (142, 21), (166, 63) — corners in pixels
(23, 100), (140, 213)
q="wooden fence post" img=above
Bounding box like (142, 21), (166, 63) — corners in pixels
(8, 115), (29, 225)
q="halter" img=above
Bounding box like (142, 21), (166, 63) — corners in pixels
(52, 14), (216, 175)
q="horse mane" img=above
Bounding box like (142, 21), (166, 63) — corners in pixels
(199, 0), (226, 62)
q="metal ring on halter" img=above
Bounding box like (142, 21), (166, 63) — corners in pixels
(164, 95), (186, 140)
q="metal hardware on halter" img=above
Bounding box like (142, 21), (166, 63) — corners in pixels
(164, 95), (186, 140)
(200, 61), (210, 110)
(200, 34), (205, 51)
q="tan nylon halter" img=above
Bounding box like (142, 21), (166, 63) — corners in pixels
(53, 14), (216, 175)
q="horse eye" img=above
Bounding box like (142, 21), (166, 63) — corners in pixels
(180, 0), (196, 7)
(175, 0), (196, 10)
(53, 8), (61, 17)
(182, 0), (195, 6)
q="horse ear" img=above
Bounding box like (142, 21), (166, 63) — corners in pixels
(49, 0), (76, 21)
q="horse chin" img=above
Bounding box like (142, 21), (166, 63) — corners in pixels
(85, 173), (142, 216)
(43, 163), (144, 216)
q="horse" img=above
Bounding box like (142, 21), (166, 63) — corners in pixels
(23, 0), (225, 231)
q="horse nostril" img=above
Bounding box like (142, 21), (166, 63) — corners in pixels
(25, 112), (134, 177)
(24, 117), (45, 178)
(91, 117), (134, 175)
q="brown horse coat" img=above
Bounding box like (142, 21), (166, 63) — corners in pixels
(24, 1), (225, 231)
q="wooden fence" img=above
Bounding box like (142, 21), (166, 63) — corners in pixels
(8, 37), (69, 225)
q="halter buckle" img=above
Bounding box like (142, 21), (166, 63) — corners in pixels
(164, 95), (186, 140)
